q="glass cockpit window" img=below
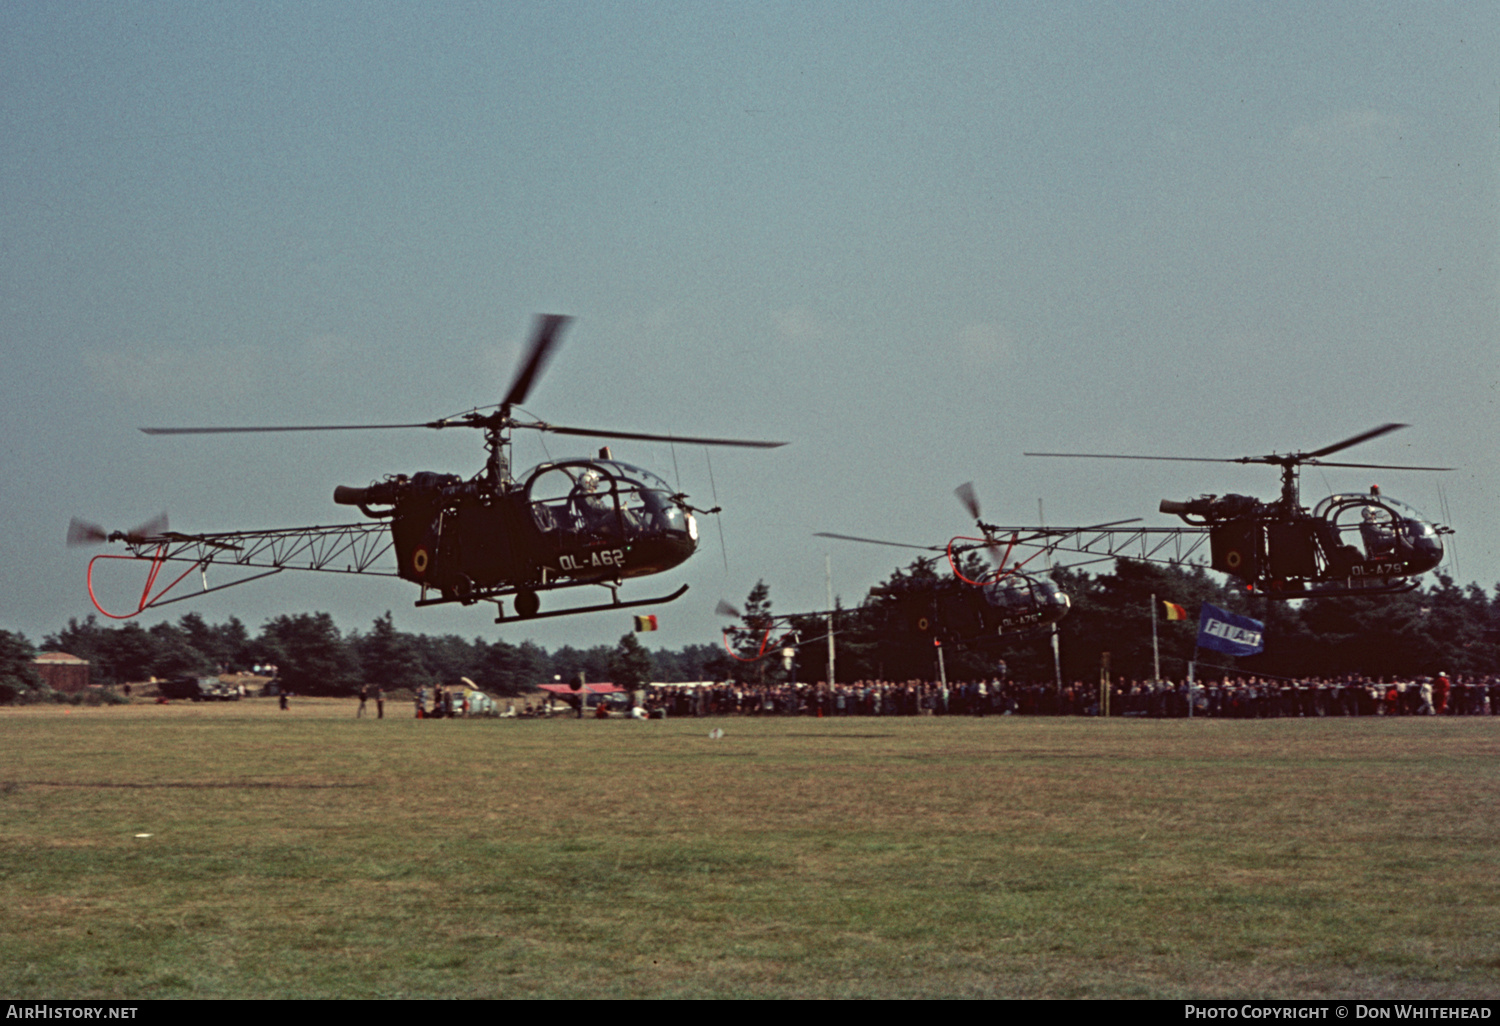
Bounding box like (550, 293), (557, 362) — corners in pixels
(523, 460), (692, 541)
(597, 461), (671, 493)
(585, 461), (688, 538)
(526, 463), (621, 540)
(1317, 494), (1442, 565)
(985, 579), (1033, 609)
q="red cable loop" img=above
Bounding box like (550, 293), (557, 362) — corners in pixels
(721, 624), (793, 663)
(947, 532), (1019, 585)
(946, 532), (1054, 586)
(1007, 547), (1047, 574)
(86, 547), (205, 620)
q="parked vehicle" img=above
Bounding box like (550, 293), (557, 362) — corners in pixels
(160, 676), (240, 702)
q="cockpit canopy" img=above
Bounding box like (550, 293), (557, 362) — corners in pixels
(982, 575), (1070, 613)
(1312, 492), (1443, 571)
(522, 459), (695, 544)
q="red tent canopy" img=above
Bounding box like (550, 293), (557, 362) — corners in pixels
(536, 683), (625, 695)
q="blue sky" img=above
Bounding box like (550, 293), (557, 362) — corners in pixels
(2, 2), (1494, 654)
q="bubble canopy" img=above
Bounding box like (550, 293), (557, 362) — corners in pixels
(521, 459), (697, 567)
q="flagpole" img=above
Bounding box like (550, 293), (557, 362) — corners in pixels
(825, 555), (836, 688)
(1152, 593), (1161, 683)
(1188, 648), (1197, 717)
(1050, 625), (1062, 695)
(1041, 498), (1063, 696)
(1189, 623), (1199, 719)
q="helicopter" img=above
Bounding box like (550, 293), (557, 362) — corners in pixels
(709, 515), (1063, 672)
(713, 598), (829, 667)
(69, 315), (785, 623)
(1024, 424), (1453, 598)
(870, 567), (1070, 642)
(814, 483), (1132, 640)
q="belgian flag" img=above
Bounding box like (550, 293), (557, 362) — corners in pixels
(1162, 600), (1187, 621)
(634, 615), (658, 632)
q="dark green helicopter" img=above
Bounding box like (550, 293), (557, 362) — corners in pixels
(70, 316), (785, 623)
(1026, 424), (1453, 598)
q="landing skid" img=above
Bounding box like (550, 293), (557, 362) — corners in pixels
(1258, 578), (1421, 600)
(491, 583), (689, 623)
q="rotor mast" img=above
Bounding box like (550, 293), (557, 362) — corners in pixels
(1273, 456), (1302, 514)
(485, 418), (512, 489)
(484, 313), (569, 492)
(1251, 424), (1425, 516)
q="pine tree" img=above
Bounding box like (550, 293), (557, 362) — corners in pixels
(608, 633), (654, 691)
(727, 580), (784, 685)
(262, 613), (359, 695)
(0, 630), (45, 703)
(356, 612), (430, 693)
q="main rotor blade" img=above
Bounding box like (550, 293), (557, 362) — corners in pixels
(814, 532), (944, 552)
(1305, 423), (1406, 460)
(974, 518), (1146, 545)
(1028, 425), (1421, 467)
(142, 422), (438, 435)
(1026, 452), (1234, 463)
(1304, 460), (1453, 472)
(955, 481), (981, 520)
(502, 314), (572, 409)
(529, 423), (787, 448)
(1025, 451), (1450, 472)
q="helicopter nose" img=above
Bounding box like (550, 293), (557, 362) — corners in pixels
(630, 533), (696, 576)
(1411, 531), (1443, 571)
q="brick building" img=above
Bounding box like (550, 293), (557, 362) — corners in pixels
(34, 652), (90, 693)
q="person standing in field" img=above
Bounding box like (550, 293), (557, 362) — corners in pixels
(375, 686), (385, 720)
(357, 685), (368, 718)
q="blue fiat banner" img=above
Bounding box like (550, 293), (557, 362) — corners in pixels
(1197, 604), (1265, 657)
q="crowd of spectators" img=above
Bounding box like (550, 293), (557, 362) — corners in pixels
(640, 673), (1500, 719)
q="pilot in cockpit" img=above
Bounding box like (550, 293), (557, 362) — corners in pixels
(1359, 507), (1396, 559)
(570, 469), (616, 536)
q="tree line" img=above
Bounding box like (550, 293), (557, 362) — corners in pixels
(0, 609), (722, 700)
(723, 559), (1500, 686)
(2, 559), (1497, 702)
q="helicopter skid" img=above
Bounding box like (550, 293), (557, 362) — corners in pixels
(412, 576), (689, 619)
(1257, 578), (1421, 600)
(491, 583), (689, 623)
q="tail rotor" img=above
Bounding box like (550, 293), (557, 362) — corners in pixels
(954, 482), (1011, 572)
(67, 512), (168, 547)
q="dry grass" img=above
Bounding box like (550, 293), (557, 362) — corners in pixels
(1, 699), (1496, 998)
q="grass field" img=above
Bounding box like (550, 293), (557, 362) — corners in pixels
(1, 699), (1497, 999)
